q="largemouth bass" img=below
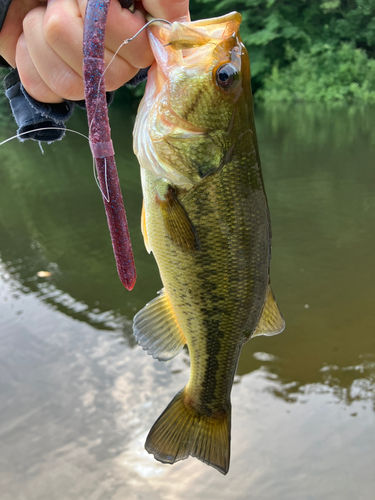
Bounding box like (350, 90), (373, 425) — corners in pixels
(133, 12), (285, 475)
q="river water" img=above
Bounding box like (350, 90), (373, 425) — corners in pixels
(0, 99), (374, 499)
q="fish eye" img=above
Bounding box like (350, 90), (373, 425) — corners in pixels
(216, 64), (239, 90)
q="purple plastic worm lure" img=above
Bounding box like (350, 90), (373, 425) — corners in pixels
(83, 0), (136, 290)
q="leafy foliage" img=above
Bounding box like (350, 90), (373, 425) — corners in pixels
(257, 43), (375, 102)
(190, 0), (375, 100)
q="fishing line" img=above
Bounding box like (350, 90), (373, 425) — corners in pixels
(102, 18), (172, 83)
(103, 158), (110, 203)
(0, 127), (110, 202)
(88, 18), (172, 132)
(0, 127), (89, 146)
(1, 19), (173, 205)
(86, 18), (173, 203)
(102, 18), (172, 82)
(91, 153), (111, 202)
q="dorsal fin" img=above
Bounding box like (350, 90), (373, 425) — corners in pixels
(133, 289), (186, 361)
(252, 287), (285, 338)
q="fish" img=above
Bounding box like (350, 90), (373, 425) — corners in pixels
(132, 12), (285, 475)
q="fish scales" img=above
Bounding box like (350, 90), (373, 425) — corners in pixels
(133, 12), (285, 474)
(142, 151), (269, 406)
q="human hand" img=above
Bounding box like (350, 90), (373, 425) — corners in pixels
(0, 0), (189, 103)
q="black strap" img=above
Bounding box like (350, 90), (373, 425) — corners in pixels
(0, 55), (10, 67)
(2, 65), (18, 89)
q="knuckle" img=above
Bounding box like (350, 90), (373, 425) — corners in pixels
(48, 69), (84, 101)
(43, 11), (65, 46)
(104, 64), (137, 92)
(18, 71), (37, 95)
(21, 73), (58, 103)
(22, 9), (40, 34)
(133, 49), (153, 69)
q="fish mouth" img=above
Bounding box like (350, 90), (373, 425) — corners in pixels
(147, 12), (243, 82)
(152, 12), (242, 48)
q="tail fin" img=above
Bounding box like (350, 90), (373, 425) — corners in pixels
(145, 389), (231, 475)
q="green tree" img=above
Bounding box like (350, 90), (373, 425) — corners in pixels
(190, 0), (375, 98)
(257, 43), (375, 102)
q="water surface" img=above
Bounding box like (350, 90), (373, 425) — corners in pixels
(0, 101), (374, 499)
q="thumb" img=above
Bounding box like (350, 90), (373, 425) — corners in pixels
(141, 0), (190, 23)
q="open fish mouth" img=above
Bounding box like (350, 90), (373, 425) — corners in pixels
(147, 12), (243, 79)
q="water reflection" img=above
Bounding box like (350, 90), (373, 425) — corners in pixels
(0, 103), (159, 332)
(247, 351), (375, 418)
(0, 102), (375, 498)
(257, 103), (375, 149)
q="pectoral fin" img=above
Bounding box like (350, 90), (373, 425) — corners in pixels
(157, 186), (200, 254)
(133, 289), (186, 361)
(252, 287), (285, 338)
(141, 200), (151, 254)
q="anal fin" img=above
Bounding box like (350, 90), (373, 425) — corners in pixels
(133, 289), (186, 361)
(252, 287), (285, 338)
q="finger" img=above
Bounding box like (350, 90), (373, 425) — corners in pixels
(21, 6), (84, 101)
(99, 49), (139, 92)
(141, 0), (190, 22)
(0, 0), (45, 67)
(43, 0), (141, 92)
(104, 2), (154, 69)
(42, 0), (84, 77)
(16, 33), (63, 103)
(45, 0), (151, 76)
(75, 0), (154, 70)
